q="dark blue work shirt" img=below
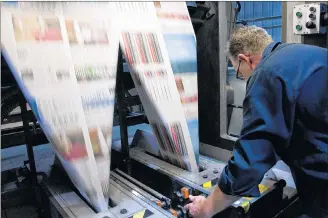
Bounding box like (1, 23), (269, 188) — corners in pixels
(218, 42), (328, 215)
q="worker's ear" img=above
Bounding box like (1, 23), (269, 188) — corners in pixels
(237, 54), (251, 64)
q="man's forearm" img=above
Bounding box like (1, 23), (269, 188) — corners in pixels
(202, 186), (240, 217)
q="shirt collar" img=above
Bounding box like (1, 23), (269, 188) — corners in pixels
(261, 41), (282, 60)
(245, 41), (282, 91)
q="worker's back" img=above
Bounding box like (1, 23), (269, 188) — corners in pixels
(261, 43), (328, 217)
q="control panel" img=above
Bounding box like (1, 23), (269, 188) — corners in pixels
(293, 3), (327, 35)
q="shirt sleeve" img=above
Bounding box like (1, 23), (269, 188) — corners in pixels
(218, 68), (292, 197)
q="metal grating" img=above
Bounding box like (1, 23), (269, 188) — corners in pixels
(237, 1), (282, 42)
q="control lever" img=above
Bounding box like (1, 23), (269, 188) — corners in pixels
(305, 21), (316, 29)
(155, 197), (171, 209)
(173, 187), (193, 206)
(177, 193), (208, 218)
(177, 205), (188, 218)
(163, 198), (171, 209)
(174, 191), (184, 204)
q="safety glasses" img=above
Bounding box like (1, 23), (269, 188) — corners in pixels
(236, 60), (245, 80)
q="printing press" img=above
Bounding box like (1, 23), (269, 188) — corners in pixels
(3, 1), (327, 218)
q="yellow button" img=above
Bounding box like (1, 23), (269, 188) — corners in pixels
(133, 209), (146, 218)
(258, 184), (269, 193)
(202, 181), (212, 189)
(241, 201), (251, 213)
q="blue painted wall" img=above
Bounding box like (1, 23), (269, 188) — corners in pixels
(237, 1), (282, 42)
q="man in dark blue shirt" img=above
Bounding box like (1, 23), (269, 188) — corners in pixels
(185, 26), (328, 218)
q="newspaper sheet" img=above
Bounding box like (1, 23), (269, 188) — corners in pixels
(155, 2), (200, 164)
(116, 2), (199, 172)
(1, 2), (119, 212)
(1, 1), (200, 212)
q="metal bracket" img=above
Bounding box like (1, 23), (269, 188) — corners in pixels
(116, 47), (132, 175)
(204, 2), (216, 20)
(18, 93), (37, 185)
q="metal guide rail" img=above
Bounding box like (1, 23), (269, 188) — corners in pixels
(41, 165), (172, 218)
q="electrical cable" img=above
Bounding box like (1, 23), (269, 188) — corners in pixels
(234, 2), (248, 28)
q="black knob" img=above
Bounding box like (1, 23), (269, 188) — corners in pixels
(309, 6), (316, 12)
(305, 21), (316, 29)
(120, 209), (127, 214)
(309, 13), (316, 19)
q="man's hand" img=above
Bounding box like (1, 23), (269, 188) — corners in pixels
(184, 186), (240, 218)
(184, 195), (209, 218)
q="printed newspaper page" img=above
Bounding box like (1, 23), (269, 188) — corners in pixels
(154, 2), (200, 164)
(1, 2), (119, 212)
(116, 2), (199, 172)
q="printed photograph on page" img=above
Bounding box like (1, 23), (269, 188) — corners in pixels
(65, 20), (109, 45)
(9, 14), (71, 94)
(154, 2), (191, 20)
(12, 15), (63, 42)
(154, 2), (194, 35)
(50, 128), (89, 161)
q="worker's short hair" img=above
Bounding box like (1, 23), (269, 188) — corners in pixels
(227, 26), (273, 60)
